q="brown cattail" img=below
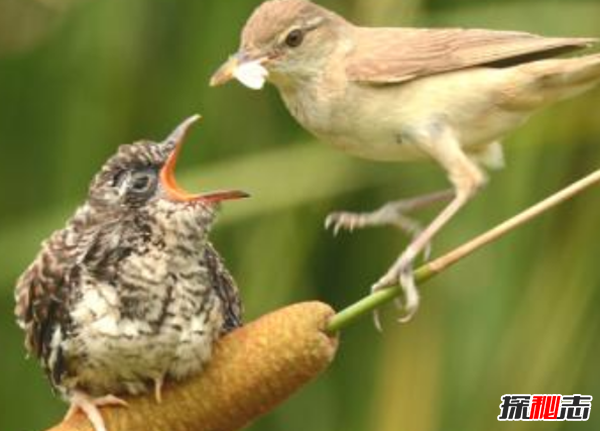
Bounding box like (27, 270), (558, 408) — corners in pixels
(46, 301), (338, 431)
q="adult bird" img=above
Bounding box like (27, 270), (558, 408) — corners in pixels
(211, 0), (600, 322)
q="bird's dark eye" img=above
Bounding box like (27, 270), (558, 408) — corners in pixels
(128, 170), (157, 195)
(284, 29), (304, 48)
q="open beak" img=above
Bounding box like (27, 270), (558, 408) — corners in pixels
(160, 115), (250, 204)
(210, 52), (269, 90)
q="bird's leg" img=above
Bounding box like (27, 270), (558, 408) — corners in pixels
(372, 131), (486, 325)
(154, 376), (164, 404)
(325, 189), (454, 237)
(63, 390), (128, 431)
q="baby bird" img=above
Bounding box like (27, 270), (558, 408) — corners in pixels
(14, 115), (248, 431)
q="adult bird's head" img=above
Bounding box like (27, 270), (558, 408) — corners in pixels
(87, 115), (248, 230)
(210, 0), (349, 90)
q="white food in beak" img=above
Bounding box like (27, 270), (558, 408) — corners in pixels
(233, 60), (268, 90)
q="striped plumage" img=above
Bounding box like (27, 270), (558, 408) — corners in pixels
(14, 115), (245, 431)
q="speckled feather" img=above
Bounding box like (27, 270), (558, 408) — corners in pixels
(15, 125), (242, 398)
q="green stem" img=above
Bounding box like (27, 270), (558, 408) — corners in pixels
(325, 168), (600, 334)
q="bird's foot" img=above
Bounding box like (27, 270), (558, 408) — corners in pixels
(325, 191), (454, 255)
(325, 202), (433, 260)
(325, 201), (424, 235)
(370, 251), (420, 329)
(64, 391), (128, 431)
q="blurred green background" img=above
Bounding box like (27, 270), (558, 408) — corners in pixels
(1, 0), (600, 430)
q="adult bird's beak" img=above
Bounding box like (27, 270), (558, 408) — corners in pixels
(160, 115), (250, 204)
(210, 52), (269, 90)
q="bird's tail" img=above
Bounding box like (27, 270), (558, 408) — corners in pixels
(505, 53), (600, 110)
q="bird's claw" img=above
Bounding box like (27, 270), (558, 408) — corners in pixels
(64, 392), (128, 431)
(397, 263), (420, 323)
(370, 255), (420, 327)
(324, 211), (365, 235)
(324, 206), (430, 257)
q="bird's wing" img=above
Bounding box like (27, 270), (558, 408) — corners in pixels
(203, 243), (243, 333)
(14, 228), (80, 366)
(14, 206), (106, 361)
(346, 27), (597, 84)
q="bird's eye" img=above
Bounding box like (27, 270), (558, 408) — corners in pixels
(284, 29), (304, 48)
(128, 170), (157, 195)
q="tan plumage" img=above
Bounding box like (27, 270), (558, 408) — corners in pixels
(347, 28), (596, 83)
(212, 0), (600, 323)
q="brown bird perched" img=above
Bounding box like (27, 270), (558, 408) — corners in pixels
(14, 115), (248, 431)
(211, 0), (600, 323)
